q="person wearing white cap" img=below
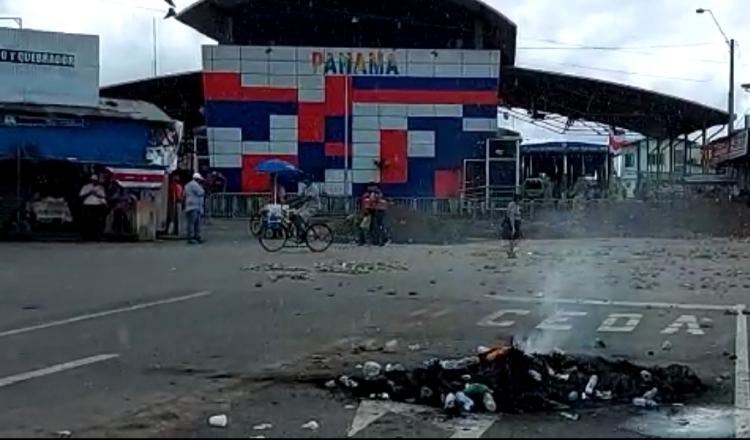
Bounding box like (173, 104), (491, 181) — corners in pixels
(183, 172), (206, 243)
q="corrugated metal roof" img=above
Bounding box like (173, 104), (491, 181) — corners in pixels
(0, 98), (173, 123)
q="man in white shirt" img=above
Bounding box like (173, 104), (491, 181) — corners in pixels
(291, 176), (322, 241)
(79, 174), (107, 240)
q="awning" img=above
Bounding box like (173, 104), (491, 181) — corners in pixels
(106, 167), (165, 190)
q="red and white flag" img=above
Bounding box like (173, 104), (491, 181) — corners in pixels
(608, 132), (626, 154)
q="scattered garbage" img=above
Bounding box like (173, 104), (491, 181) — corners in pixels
(408, 343), (425, 352)
(208, 414), (228, 428)
(325, 341), (705, 416)
(301, 420), (320, 430)
(661, 340), (673, 351)
(560, 412), (580, 421)
(252, 423), (273, 431)
(384, 340), (399, 353)
(55, 431), (72, 438)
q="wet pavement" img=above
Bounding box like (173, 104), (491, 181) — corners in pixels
(0, 224), (749, 437)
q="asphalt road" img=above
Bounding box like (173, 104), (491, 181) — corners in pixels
(0, 223), (749, 438)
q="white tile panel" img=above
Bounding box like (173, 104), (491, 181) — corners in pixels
(214, 45), (240, 60)
(352, 115), (379, 131)
(462, 64), (491, 77)
(434, 50), (462, 64)
(352, 155), (378, 170)
(296, 59), (319, 76)
(462, 118), (497, 132)
(207, 127), (242, 142)
(378, 104), (407, 116)
(407, 130), (435, 145)
(242, 141), (270, 154)
(270, 115), (298, 130)
(490, 63), (500, 79)
(268, 74), (297, 87)
(406, 104), (436, 117)
(270, 128), (298, 142)
(323, 181), (352, 196)
(353, 103), (378, 116)
(297, 47), (324, 66)
(352, 169), (380, 183)
(434, 64), (462, 77)
(212, 58), (241, 72)
(241, 73), (268, 86)
(352, 129), (380, 143)
(269, 141), (298, 155)
(408, 142), (435, 158)
(268, 46), (297, 61)
(462, 50), (492, 65)
(211, 154), (242, 168)
(434, 104), (463, 117)
(297, 74), (324, 89)
(240, 46), (270, 61)
(210, 140), (241, 155)
(407, 49), (436, 64)
(202, 45), (213, 64)
(325, 168), (345, 183)
(352, 142), (379, 157)
(490, 50), (502, 65)
(406, 63), (434, 77)
(269, 60), (297, 75)
(298, 88), (324, 102)
(241, 60), (268, 74)
(378, 116), (407, 130)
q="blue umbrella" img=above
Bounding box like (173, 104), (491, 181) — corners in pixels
(255, 159), (297, 173)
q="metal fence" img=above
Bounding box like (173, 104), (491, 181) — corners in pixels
(204, 191), (698, 222)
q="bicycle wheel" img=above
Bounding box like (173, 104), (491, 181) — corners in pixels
(248, 214), (262, 237)
(303, 222), (333, 252)
(258, 223), (288, 252)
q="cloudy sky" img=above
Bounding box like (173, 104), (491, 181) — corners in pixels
(0, 0), (746, 142)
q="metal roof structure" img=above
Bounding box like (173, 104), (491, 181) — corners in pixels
(0, 98), (173, 123)
(175, 0), (517, 65)
(100, 72), (204, 127)
(500, 66), (728, 139)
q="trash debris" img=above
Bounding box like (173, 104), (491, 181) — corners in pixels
(362, 361), (382, 380)
(699, 318), (714, 329)
(560, 412), (580, 421)
(324, 379), (337, 388)
(252, 423), (273, 431)
(208, 414), (228, 428)
(661, 340), (673, 351)
(326, 342), (705, 415)
(384, 340), (399, 353)
(55, 431), (72, 438)
(301, 420), (320, 430)
(594, 338), (606, 348)
(407, 343), (425, 352)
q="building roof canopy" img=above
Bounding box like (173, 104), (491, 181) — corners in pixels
(500, 66), (728, 139)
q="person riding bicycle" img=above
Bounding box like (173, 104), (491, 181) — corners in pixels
(288, 176), (322, 242)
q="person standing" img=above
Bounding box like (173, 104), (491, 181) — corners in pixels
(169, 175), (184, 236)
(184, 172), (206, 244)
(502, 194), (522, 257)
(79, 174), (107, 241)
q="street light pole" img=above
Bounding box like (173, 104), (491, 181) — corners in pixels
(696, 8), (734, 136)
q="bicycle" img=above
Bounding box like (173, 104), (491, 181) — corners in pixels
(258, 206), (333, 253)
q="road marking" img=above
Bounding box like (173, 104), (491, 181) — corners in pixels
(597, 313), (642, 333)
(430, 309), (451, 319)
(485, 294), (732, 311)
(348, 400), (495, 438)
(735, 304), (750, 438)
(0, 291), (212, 339)
(0, 354), (120, 389)
(477, 309), (530, 327)
(536, 311), (587, 331)
(661, 315), (705, 335)
(409, 308), (429, 318)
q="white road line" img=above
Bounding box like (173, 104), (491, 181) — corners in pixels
(0, 291), (212, 339)
(735, 304), (750, 438)
(430, 309), (451, 319)
(485, 294), (733, 311)
(0, 354), (120, 389)
(409, 308), (429, 318)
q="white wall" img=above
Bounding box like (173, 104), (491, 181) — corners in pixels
(0, 28), (99, 107)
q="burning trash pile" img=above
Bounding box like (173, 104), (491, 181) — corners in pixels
(328, 344), (705, 415)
